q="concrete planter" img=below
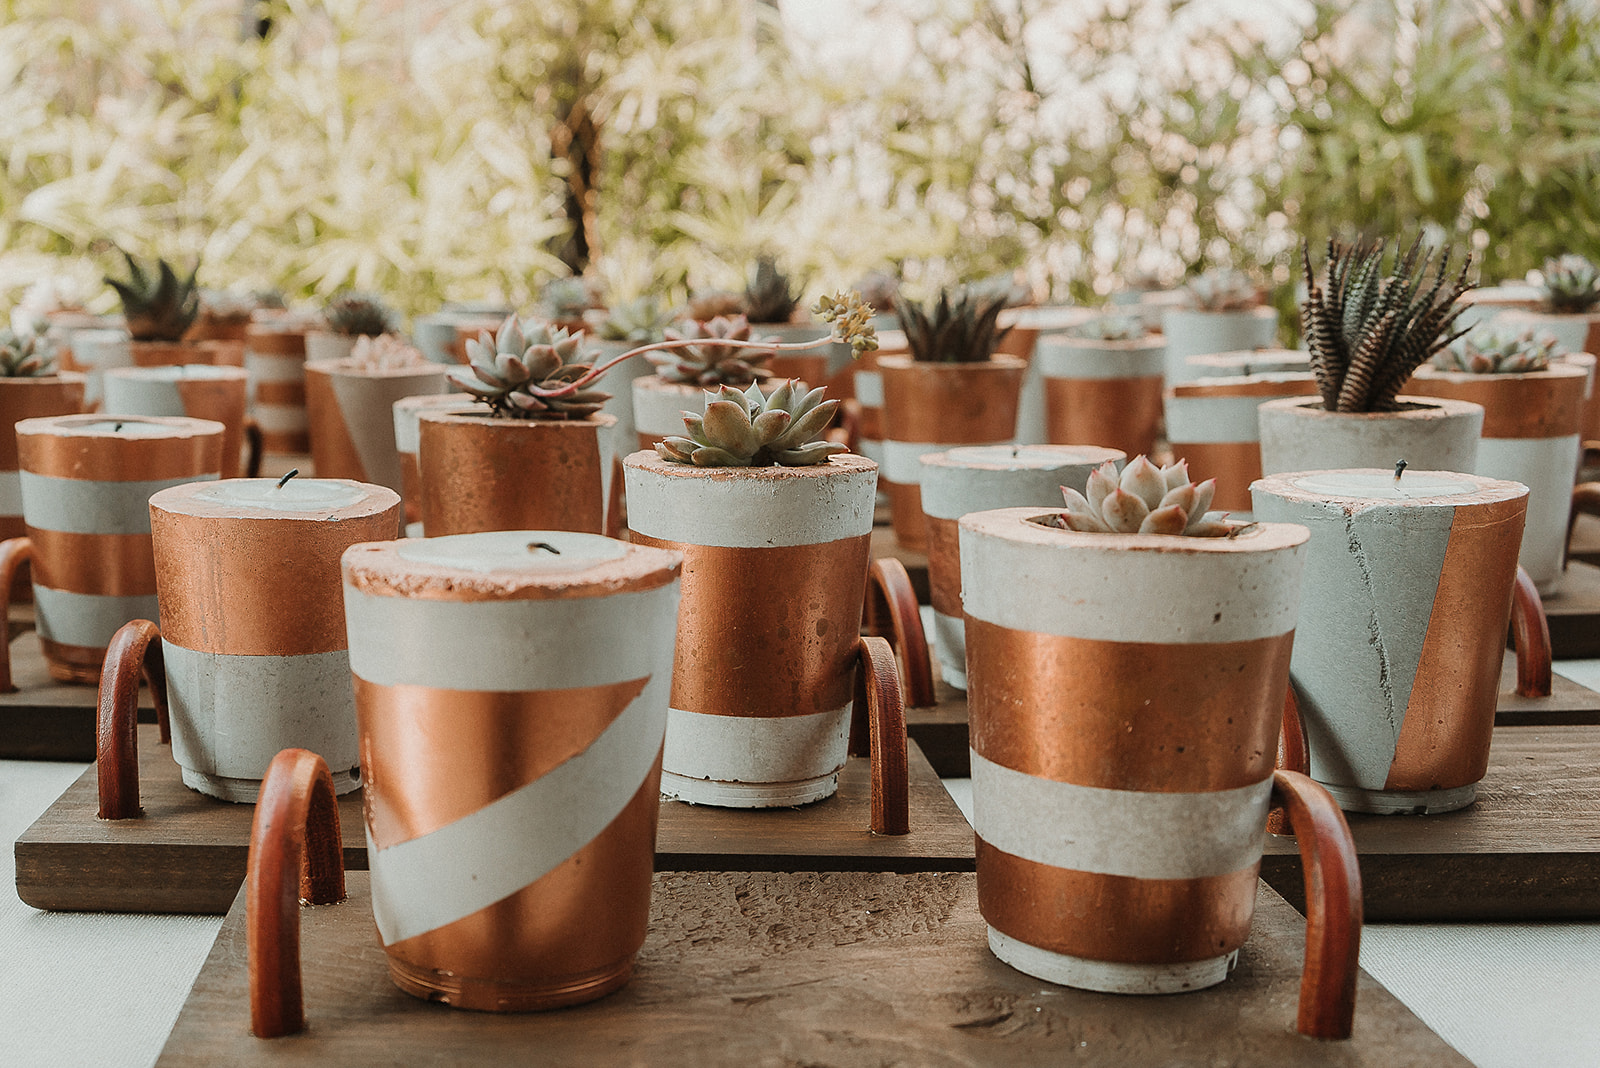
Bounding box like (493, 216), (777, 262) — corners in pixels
(245, 322), (311, 454)
(1164, 373), (1319, 512)
(1161, 307), (1279, 384)
(1497, 308), (1600, 439)
(846, 330), (908, 479)
(304, 359), (448, 492)
(1034, 333), (1165, 459)
(63, 328), (132, 407)
(342, 530), (681, 1010)
(632, 376), (705, 453)
(412, 311), (508, 365)
(390, 393), (476, 532)
(1252, 470), (1528, 814)
(103, 365), (252, 479)
(624, 452), (877, 807)
(1257, 396), (1483, 476)
(0, 374), (87, 547)
(1183, 348), (1310, 379)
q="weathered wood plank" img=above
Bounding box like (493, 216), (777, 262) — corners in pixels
(1542, 560), (1600, 659)
(0, 633), (160, 761)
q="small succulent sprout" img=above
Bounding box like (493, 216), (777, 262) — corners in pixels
(347, 333), (427, 371)
(743, 255), (804, 324)
(1434, 327), (1558, 374)
(447, 315), (611, 420)
(324, 291), (396, 337)
(1541, 255), (1600, 314)
(899, 285), (1010, 363)
(653, 315), (774, 386)
(1055, 456), (1244, 537)
(104, 251), (200, 341)
(812, 290), (880, 356)
(1068, 312), (1147, 341)
(686, 289), (745, 321)
(1185, 268), (1265, 312)
(657, 380), (848, 468)
(0, 322), (58, 377)
(588, 296), (676, 344)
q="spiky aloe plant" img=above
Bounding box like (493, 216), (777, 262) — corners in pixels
(0, 324), (57, 377)
(1185, 268), (1265, 312)
(898, 285), (1009, 363)
(657, 380), (847, 467)
(1068, 313), (1147, 341)
(743, 256), (803, 324)
(1051, 457), (1244, 537)
(653, 316), (775, 386)
(1433, 327), (1557, 374)
(324, 292), (396, 337)
(1541, 255), (1600, 313)
(1299, 236), (1476, 413)
(104, 252), (200, 342)
(589, 297), (676, 344)
(447, 316), (611, 419)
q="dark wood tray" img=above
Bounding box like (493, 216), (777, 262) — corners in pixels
(0, 633), (159, 761)
(1542, 559), (1600, 659)
(154, 871), (1465, 1067)
(1262, 724), (1600, 920)
(15, 724), (973, 914)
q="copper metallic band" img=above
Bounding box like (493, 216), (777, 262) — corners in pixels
(767, 353), (826, 384)
(924, 514), (961, 617)
(419, 416), (605, 537)
(174, 377), (247, 479)
(398, 454), (421, 524)
(17, 428), (223, 482)
(878, 356), (1026, 443)
(38, 637), (106, 684)
(254, 381), (306, 406)
(0, 381), (86, 469)
(259, 429), (309, 454)
(1406, 372), (1585, 439)
(883, 479), (926, 550)
(26, 528), (156, 597)
(965, 617), (1290, 793)
(1169, 377), (1319, 399)
(976, 838), (1258, 963)
(1042, 376), (1162, 459)
(303, 367), (363, 481)
(858, 406), (881, 440)
(130, 341), (203, 367)
(1166, 440), (1263, 513)
(245, 329), (307, 356)
(626, 533), (868, 718)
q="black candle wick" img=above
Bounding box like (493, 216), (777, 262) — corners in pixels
(277, 469), (299, 489)
(528, 541), (562, 555)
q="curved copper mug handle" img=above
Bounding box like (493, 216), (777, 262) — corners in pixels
(0, 537), (32, 692)
(1270, 769), (1363, 1041)
(247, 748), (347, 1039)
(1510, 566), (1552, 699)
(1564, 481), (1600, 571)
(850, 635), (909, 836)
(96, 620), (171, 820)
(1266, 685), (1308, 835)
(243, 417), (265, 479)
(863, 557), (936, 708)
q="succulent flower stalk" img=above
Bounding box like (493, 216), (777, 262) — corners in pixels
(1541, 255), (1600, 314)
(323, 292), (397, 337)
(1053, 457), (1245, 537)
(1433, 327), (1557, 374)
(104, 252), (200, 342)
(657, 380), (847, 467)
(0, 323), (58, 377)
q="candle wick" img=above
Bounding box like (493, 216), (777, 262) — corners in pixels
(276, 469), (299, 489)
(1393, 459), (1408, 483)
(113, 422), (123, 432)
(527, 541), (562, 555)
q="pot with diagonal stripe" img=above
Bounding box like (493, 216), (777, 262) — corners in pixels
(960, 506), (1310, 993)
(341, 530), (681, 1010)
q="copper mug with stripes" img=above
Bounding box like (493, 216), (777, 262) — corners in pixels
(341, 530), (682, 1010)
(959, 507), (1358, 998)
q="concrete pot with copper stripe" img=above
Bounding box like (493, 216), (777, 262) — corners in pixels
(245, 321), (311, 454)
(959, 508), (1320, 994)
(877, 354), (1026, 551)
(129, 339), (219, 368)
(12, 414), (223, 682)
(103, 365), (255, 479)
(0, 372), (87, 562)
(341, 530), (681, 1010)
(1257, 396), (1483, 477)
(623, 451), (877, 807)
(1252, 470), (1528, 814)
(1496, 308), (1600, 438)
(150, 478), (401, 801)
(417, 411), (614, 537)
(918, 445), (1124, 690)
(304, 358), (448, 493)
(1182, 348), (1311, 379)
(1034, 333), (1165, 459)
(1164, 373), (1319, 513)
(1404, 363), (1586, 593)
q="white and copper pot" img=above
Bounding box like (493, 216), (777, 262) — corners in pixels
(1164, 373), (1319, 513)
(245, 321), (311, 454)
(1034, 333), (1164, 459)
(304, 358), (448, 493)
(390, 393), (475, 532)
(1161, 306), (1279, 384)
(103, 365), (254, 479)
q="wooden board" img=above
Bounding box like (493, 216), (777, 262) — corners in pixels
(1541, 559), (1600, 659)
(156, 871), (1466, 1068)
(0, 633), (160, 761)
(14, 724), (972, 914)
(1262, 725), (1600, 920)
(869, 523), (929, 604)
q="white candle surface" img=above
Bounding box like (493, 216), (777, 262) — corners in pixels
(939, 445), (1104, 471)
(57, 417), (188, 438)
(398, 530), (627, 574)
(194, 478), (370, 512)
(1290, 471), (1478, 501)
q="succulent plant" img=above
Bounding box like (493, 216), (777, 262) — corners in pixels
(1541, 255), (1600, 314)
(1068, 313), (1147, 341)
(588, 296), (676, 344)
(324, 291), (396, 337)
(540, 276), (600, 322)
(446, 315), (611, 420)
(1050, 456), (1244, 537)
(686, 290), (745, 321)
(104, 252), (200, 342)
(1299, 235), (1476, 413)
(898, 285), (1010, 363)
(657, 380), (847, 467)
(742, 256), (803, 324)
(1433, 326), (1557, 374)
(346, 333), (427, 371)
(652, 315), (774, 386)
(0, 323), (58, 377)
(1184, 268), (1265, 312)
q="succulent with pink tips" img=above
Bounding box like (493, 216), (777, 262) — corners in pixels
(1054, 456), (1247, 537)
(656, 379), (847, 467)
(447, 315), (611, 420)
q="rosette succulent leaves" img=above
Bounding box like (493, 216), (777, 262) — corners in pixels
(105, 252), (200, 342)
(1541, 255), (1600, 314)
(657, 380), (847, 468)
(1069, 313), (1147, 341)
(653, 315), (774, 386)
(1434, 327), (1557, 374)
(324, 291), (396, 337)
(0, 323), (57, 377)
(1056, 456), (1242, 537)
(447, 315), (611, 420)
(590, 296), (675, 344)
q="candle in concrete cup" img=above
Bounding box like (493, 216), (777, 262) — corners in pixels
(103, 364), (251, 478)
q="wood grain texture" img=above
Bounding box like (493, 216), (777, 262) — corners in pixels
(156, 872), (1466, 1067)
(1541, 559), (1600, 659)
(0, 633), (159, 761)
(16, 725), (972, 914)
(1263, 726), (1600, 919)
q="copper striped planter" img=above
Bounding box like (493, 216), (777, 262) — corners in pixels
(65, 328), (132, 407)
(0, 373), (87, 546)
(391, 394), (476, 533)
(960, 507), (1312, 993)
(15, 414), (223, 682)
(878, 354), (1026, 550)
(1161, 306), (1279, 384)
(129, 340), (217, 368)
(1034, 333), (1165, 458)
(1164, 373), (1319, 512)
(1496, 308), (1600, 438)
(342, 530), (682, 1010)
(246, 322), (310, 454)
(103, 365), (252, 479)
(849, 330), (907, 476)
(304, 359), (448, 493)
(918, 445), (1123, 690)
(624, 452), (877, 807)
(1252, 470), (1528, 813)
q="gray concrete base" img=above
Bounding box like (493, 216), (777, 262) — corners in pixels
(988, 927), (1238, 994)
(1321, 780), (1478, 815)
(660, 769), (839, 808)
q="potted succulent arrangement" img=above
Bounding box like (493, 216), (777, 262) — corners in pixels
(1161, 267), (1280, 383)
(1497, 255), (1600, 439)
(878, 285), (1027, 549)
(102, 252), (205, 370)
(1034, 311), (1165, 459)
(1258, 236), (1483, 476)
(305, 333), (448, 494)
(102, 364), (256, 480)
(304, 291), (398, 363)
(630, 315), (776, 452)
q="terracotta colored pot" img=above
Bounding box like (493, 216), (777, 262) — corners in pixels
(1161, 307), (1279, 384)
(1405, 363), (1586, 593)
(623, 452), (877, 807)
(246, 322), (311, 454)
(1183, 348), (1310, 379)
(342, 530), (681, 1010)
(14, 414), (223, 682)
(919, 445), (1123, 689)
(418, 411), (613, 536)
(1497, 308), (1600, 438)
(1164, 373), (1319, 512)
(877, 354), (1026, 550)
(304, 359), (448, 492)
(103, 365), (252, 479)
(1034, 333), (1165, 459)
(0, 374), (87, 600)
(1252, 470), (1528, 813)
(391, 394), (477, 532)
(1257, 396), (1483, 477)
(149, 478), (401, 801)
(959, 508), (1319, 993)
(130, 340), (215, 368)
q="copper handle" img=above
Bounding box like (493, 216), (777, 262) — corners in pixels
(864, 557), (936, 707)
(851, 635), (909, 836)
(95, 620), (170, 820)
(1510, 566), (1552, 699)
(247, 748), (347, 1039)
(1270, 769), (1362, 1041)
(0, 537), (32, 692)
(1565, 481), (1600, 571)
(605, 453), (627, 540)
(1266, 685), (1309, 835)
(243, 418), (265, 478)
